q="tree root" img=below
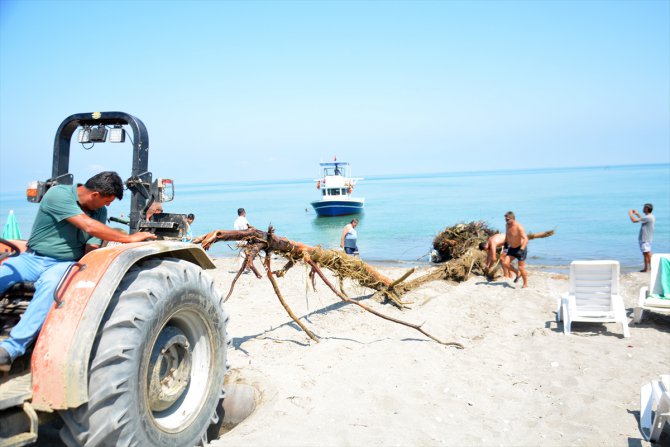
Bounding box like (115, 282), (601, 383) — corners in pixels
(306, 259), (463, 348)
(193, 223), (555, 347)
(193, 226), (461, 347)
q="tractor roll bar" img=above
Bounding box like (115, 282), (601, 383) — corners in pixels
(52, 111), (151, 232)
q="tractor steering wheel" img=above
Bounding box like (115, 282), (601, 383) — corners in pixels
(0, 238), (21, 262)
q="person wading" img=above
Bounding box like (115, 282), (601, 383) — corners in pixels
(629, 203), (655, 273)
(340, 218), (360, 256)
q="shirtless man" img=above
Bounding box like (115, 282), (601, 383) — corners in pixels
(481, 233), (511, 278)
(502, 211), (529, 288)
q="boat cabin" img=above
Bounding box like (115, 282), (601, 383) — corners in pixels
(321, 187), (351, 197)
(321, 162), (350, 178)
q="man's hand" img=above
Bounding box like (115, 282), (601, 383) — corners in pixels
(68, 214), (158, 243)
(128, 232), (157, 243)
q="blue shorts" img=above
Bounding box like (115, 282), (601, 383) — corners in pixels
(640, 241), (652, 253)
(344, 247), (359, 256)
(506, 246), (527, 261)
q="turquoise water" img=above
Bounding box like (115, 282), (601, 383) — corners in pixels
(1, 164), (668, 272)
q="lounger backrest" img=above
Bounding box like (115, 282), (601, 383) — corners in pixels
(570, 260), (619, 312)
(649, 254), (670, 296)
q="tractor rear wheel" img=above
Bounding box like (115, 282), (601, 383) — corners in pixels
(59, 258), (229, 446)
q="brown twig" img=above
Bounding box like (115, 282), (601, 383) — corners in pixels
(306, 259), (464, 348)
(264, 255), (319, 343)
(528, 230), (555, 240)
(389, 268), (415, 288)
(224, 258), (246, 302)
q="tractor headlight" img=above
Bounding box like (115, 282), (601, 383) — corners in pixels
(109, 126), (125, 143)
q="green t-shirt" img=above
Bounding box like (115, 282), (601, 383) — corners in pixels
(27, 184), (107, 261)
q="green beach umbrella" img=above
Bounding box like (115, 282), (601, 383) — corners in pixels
(2, 210), (22, 240)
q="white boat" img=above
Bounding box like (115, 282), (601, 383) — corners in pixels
(310, 159), (364, 217)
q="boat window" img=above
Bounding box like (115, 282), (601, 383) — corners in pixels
(341, 188), (347, 195)
(322, 189), (327, 196)
(330, 189), (340, 196)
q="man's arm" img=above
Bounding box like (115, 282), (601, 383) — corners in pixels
(519, 225), (529, 250)
(67, 214), (156, 243)
(629, 209), (640, 223)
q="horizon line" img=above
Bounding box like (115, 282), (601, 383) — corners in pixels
(178, 161), (670, 187)
(0, 161), (668, 197)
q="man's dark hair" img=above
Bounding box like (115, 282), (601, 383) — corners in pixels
(237, 208), (245, 216)
(505, 211), (515, 220)
(85, 171), (124, 199)
(479, 242), (486, 250)
(644, 203), (653, 213)
(187, 213), (195, 220)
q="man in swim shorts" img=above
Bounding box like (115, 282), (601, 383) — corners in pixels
(502, 211), (529, 288)
(481, 233), (511, 278)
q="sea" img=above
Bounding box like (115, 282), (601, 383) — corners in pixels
(1, 164), (668, 273)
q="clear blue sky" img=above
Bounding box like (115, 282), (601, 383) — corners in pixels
(1, 0), (668, 194)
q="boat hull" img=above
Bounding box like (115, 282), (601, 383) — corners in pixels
(311, 200), (364, 217)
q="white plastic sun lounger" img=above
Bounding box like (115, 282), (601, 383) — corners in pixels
(557, 260), (630, 337)
(633, 253), (670, 324)
(640, 374), (670, 442)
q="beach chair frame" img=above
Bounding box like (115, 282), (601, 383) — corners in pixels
(640, 374), (670, 442)
(633, 253), (670, 324)
(557, 260), (630, 338)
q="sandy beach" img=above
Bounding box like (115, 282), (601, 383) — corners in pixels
(207, 257), (669, 447)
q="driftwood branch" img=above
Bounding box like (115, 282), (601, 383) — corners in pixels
(193, 227), (458, 346)
(264, 254), (319, 342)
(306, 259), (463, 348)
(193, 222), (555, 347)
(528, 230), (555, 240)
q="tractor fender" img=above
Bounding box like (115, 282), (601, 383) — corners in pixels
(30, 241), (216, 412)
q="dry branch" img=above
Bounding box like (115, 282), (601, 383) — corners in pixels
(528, 230), (555, 240)
(193, 222), (554, 347)
(193, 227), (455, 345)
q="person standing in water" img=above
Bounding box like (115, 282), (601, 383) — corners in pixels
(629, 203), (655, 273)
(340, 218), (360, 256)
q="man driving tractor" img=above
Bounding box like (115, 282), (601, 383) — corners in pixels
(0, 171), (155, 371)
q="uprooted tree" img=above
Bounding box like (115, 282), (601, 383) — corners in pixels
(429, 221), (555, 283)
(192, 221), (554, 348)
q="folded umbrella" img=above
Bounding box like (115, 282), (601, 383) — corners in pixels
(2, 210), (22, 240)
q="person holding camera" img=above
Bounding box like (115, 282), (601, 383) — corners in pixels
(629, 203), (655, 273)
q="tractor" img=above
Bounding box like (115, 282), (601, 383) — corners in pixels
(0, 112), (229, 446)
